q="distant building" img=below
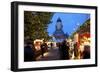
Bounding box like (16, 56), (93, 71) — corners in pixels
(53, 18), (68, 42)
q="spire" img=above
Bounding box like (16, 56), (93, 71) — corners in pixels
(56, 17), (63, 30)
(57, 17), (62, 22)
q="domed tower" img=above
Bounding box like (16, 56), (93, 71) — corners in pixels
(53, 18), (66, 42)
(56, 18), (63, 30)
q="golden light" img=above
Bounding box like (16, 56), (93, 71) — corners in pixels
(34, 39), (43, 51)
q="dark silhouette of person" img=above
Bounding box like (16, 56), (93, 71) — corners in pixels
(50, 42), (53, 50)
(58, 43), (62, 59)
(40, 42), (47, 57)
(24, 41), (35, 62)
(74, 42), (78, 58)
(83, 45), (90, 59)
(66, 42), (70, 59)
(61, 40), (69, 60)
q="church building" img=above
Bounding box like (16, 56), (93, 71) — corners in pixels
(53, 18), (68, 42)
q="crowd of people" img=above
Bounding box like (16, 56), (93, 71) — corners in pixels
(24, 39), (90, 62)
(24, 39), (48, 61)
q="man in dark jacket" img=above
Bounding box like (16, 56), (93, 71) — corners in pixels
(24, 42), (35, 62)
(61, 40), (69, 60)
(40, 42), (48, 57)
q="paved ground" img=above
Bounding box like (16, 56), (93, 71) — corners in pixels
(36, 47), (61, 61)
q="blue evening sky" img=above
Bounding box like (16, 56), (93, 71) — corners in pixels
(47, 12), (90, 36)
